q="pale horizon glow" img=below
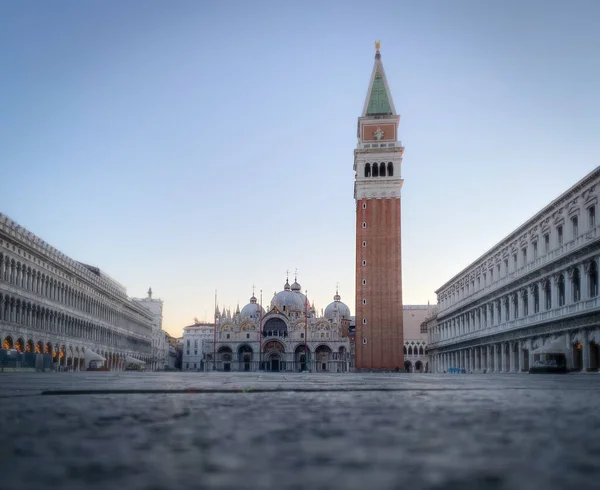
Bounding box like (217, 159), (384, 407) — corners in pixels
(1, 1), (599, 337)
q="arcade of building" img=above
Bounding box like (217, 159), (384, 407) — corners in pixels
(0, 213), (158, 370)
(428, 167), (600, 373)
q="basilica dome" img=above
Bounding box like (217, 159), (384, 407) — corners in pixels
(240, 295), (266, 319)
(271, 279), (308, 313)
(324, 291), (351, 321)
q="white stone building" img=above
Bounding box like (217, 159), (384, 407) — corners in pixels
(182, 322), (214, 371)
(428, 167), (600, 374)
(0, 213), (153, 370)
(200, 278), (351, 372)
(132, 289), (167, 371)
(403, 305), (435, 372)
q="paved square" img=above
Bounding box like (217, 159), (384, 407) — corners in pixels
(1, 372), (599, 490)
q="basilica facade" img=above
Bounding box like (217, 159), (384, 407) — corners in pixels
(197, 278), (351, 372)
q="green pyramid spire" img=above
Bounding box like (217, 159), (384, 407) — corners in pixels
(366, 68), (393, 116)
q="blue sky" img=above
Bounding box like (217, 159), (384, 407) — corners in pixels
(1, 1), (599, 336)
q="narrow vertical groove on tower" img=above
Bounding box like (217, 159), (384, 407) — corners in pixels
(354, 43), (405, 371)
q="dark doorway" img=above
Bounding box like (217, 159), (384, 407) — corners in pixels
(271, 359), (280, 372)
(300, 355), (306, 372)
(224, 363), (230, 372)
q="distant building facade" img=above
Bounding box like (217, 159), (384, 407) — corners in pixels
(132, 288), (167, 370)
(166, 333), (181, 370)
(182, 322), (213, 371)
(0, 213), (153, 370)
(428, 167), (600, 373)
(199, 278), (351, 372)
(354, 43), (405, 370)
(403, 305), (435, 373)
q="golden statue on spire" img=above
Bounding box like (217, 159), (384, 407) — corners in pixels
(375, 40), (381, 51)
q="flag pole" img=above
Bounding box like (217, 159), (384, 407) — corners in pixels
(213, 289), (217, 371)
(305, 289), (308, 372)
(259, 289), (263, 371)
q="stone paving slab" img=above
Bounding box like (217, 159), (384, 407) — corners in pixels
(1, 372), (599, 490)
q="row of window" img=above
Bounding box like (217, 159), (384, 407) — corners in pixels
(0, 252), (149, 334)
(442, 206), (597, 308)
(364, 162), (394, 178)
(0, 293), (149, 351)
(404, 345), (427, 356)
(436, 262), (598, 339)
(1, 235), (123, 298)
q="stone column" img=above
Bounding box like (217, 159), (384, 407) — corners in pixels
(582, 330), (590, 371)
(516, 341), (522, 372)
(484, 345), (490, 373)
(552, 275), (559, 310)
(565, 331), (573, 369)
(581, 262), (589, 300)
(528, 339), (535, 368)
(566, 269), (573, 304)
(509, 342), (515, 372)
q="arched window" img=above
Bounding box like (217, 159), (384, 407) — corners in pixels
(403, 345), (407, 355)
(419, 346), (424, 355)
(379, 162), (386, 177)
(523, 290), (529, 316)
(364, 163), (371, 178)
(558, 274), (565, 306)
(387, 162), (394, 176)
(408, 346), (413, 355)
(589, 261), (598, 297)
(372, 163), (379, 177)
(572, 268), (581, 302)
(513, 295), (519, 319)
(533, 285), (539, 313)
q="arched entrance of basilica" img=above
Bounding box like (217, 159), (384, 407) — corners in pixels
(268, 353), (281, 372)
(217, 346), (233, 372)
(263, 340), (285, 372)
(238, 345), (253, 372)
(295, 344), (310, 372)
(315, 345), (332, 372)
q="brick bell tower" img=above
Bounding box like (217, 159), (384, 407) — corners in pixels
(354, 41), (405, 371)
